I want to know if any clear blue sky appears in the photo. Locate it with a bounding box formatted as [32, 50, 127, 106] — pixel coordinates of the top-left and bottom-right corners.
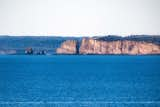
[0, 0, 160, 36]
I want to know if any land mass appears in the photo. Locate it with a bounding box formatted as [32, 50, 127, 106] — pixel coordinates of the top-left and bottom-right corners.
[0, 35, 160, 55]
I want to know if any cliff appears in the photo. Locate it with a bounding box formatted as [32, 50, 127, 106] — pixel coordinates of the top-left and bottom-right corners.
[79, 38, 160, 55]
[0, 36, 160, 55]
[56, 40, 77, 54]
[80, 38, 122, 54]
[56, 38, 160, 55]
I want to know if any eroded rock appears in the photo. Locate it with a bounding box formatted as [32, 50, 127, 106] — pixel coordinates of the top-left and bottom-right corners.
[79, 38, 160, 55]
[56, 40, 77, 54]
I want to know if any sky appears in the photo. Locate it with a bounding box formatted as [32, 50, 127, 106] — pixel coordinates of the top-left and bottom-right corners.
[0, 0, 160, 36]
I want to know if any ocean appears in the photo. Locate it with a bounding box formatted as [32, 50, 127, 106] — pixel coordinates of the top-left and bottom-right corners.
[0, 55, 160, 107]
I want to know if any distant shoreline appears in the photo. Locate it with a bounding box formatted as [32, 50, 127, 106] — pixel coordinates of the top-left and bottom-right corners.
[1, 54, 160, 56]
[0, 35, 160, 55]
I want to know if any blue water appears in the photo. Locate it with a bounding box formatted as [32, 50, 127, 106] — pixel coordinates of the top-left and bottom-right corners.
[0, 55, 160, 107]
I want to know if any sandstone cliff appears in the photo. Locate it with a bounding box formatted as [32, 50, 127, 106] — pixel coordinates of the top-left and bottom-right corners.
[79, 38, 160, 55]
[56, 38, 160, 55]
[56, 40, 77, 54]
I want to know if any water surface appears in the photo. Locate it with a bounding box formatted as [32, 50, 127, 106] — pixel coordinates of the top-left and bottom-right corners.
[0, 55, 160, 106]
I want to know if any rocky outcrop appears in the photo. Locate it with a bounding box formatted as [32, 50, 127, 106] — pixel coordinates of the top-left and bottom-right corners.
[56, 40, 77, 54]
[79, 38, 160, 55]
[121, 40, 160, 54]
[56, 38, 160, 55]
[25, 48, 33, 55]
[80, 38, 122, 54]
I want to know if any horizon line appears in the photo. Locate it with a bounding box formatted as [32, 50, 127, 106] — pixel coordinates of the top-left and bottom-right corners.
[0, 34, 160, 37]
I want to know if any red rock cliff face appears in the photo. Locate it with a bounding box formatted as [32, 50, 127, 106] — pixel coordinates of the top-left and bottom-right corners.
[56, 40, 77, 54]
[79, 38, 160, 55]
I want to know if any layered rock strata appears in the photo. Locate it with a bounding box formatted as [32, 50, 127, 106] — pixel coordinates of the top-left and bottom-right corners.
[56, 40, 77, 54]
[56, 38, 160, 55]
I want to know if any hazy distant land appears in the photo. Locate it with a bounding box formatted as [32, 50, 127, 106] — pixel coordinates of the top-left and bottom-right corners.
[0, 35, 160, 55]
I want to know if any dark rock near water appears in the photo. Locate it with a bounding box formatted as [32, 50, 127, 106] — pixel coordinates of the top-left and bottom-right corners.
[25, 48, 33, 55]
